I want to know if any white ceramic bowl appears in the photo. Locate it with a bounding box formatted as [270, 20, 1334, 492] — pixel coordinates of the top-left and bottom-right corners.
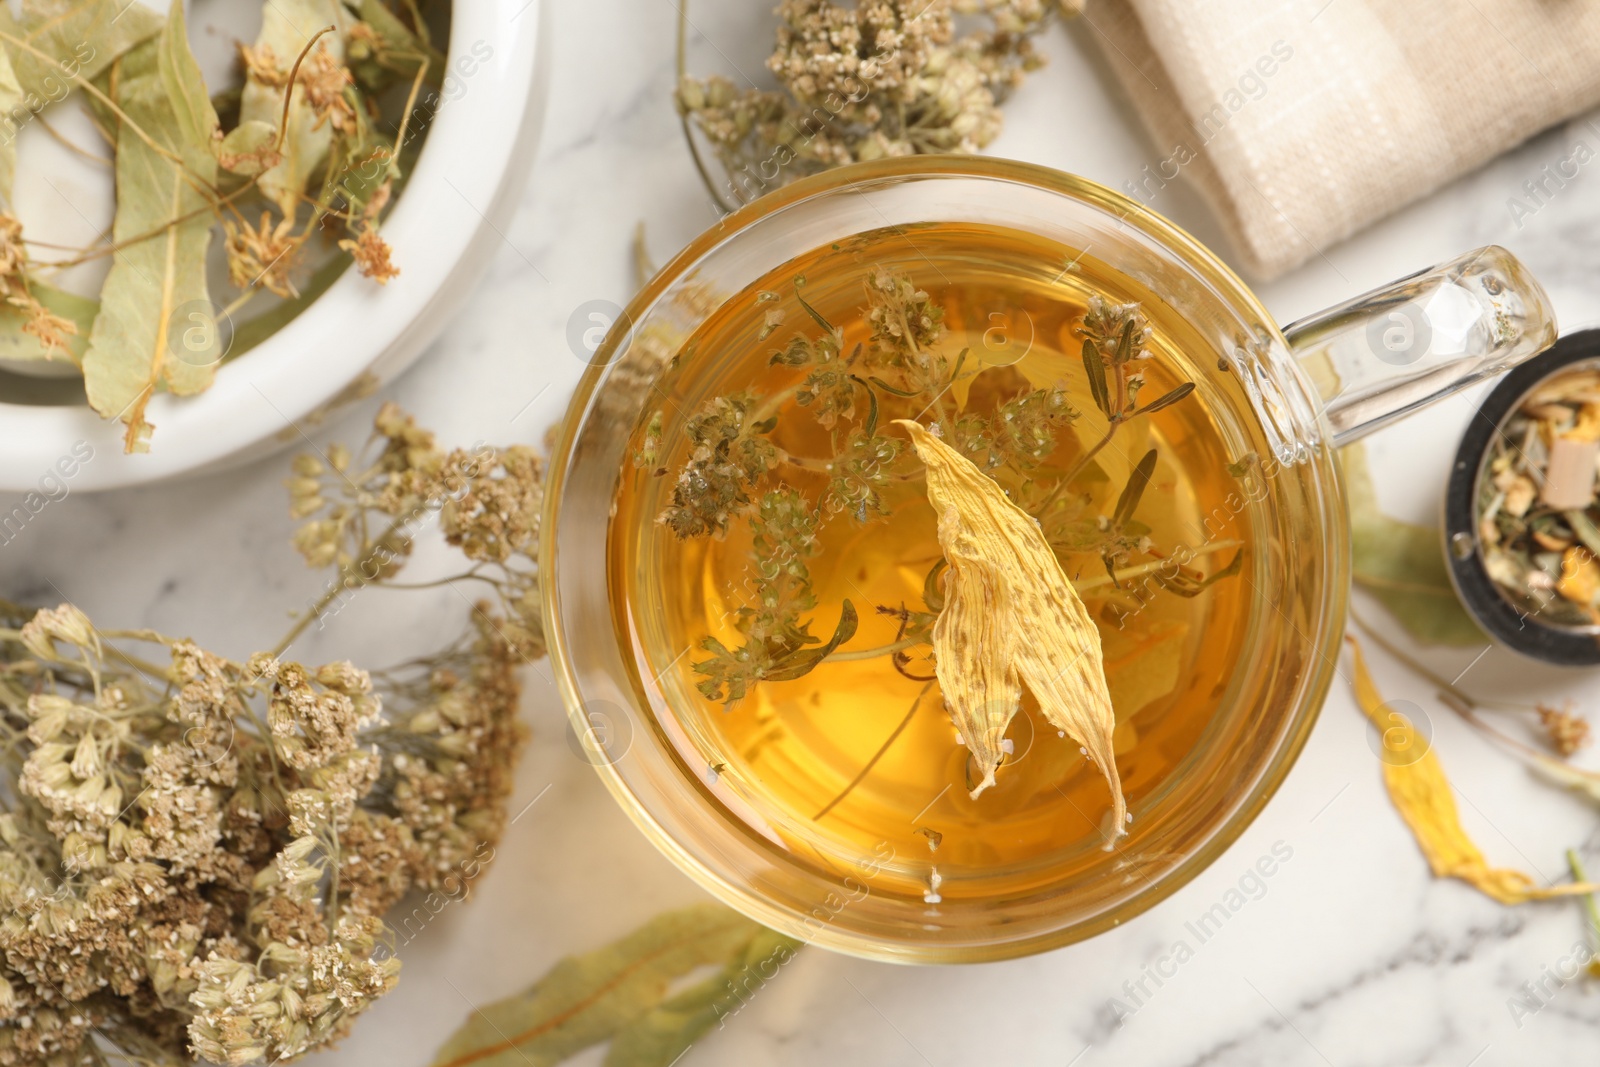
[0, 0, 548, 493]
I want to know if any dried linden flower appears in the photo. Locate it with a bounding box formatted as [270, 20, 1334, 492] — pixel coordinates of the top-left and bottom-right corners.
[300, 47, 358, 133]
[224, 212, 299, 299]
[340, 224, 401, 285]
[1538, 703, 1591, 757]
[0, 213, 78, 360]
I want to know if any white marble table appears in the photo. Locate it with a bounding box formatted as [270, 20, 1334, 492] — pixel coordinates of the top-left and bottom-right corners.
[9, 2, 1600, 1064]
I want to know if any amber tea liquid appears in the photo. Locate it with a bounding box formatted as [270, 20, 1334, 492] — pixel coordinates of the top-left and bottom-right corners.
[608, 223, 1272, 903]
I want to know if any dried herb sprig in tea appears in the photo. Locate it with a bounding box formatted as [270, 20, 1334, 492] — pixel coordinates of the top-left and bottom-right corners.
[675, 0, 1081, 212]
[0, 403, 543, 1067]
[650, 266, 1215, 806]
[1476, 367, 1600, 627]
[1034, 296, 1194, 525]
[0, 0, 447, 451]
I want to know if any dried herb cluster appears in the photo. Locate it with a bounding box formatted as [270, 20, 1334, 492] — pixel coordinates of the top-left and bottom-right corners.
[646, 267, 1214, 816]
[0, 0, 446, 451]
[1476, 367, 1600, 627]
[675, 0, 1079, 211]
[0, 404, 543, 1066]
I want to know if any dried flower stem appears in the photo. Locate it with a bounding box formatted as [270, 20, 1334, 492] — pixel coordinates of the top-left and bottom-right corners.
[377, 57, 432, 192]
[1568, 850, 1600, 977]
[270, 512, 414, 657]
[0, 28, 214, 191]
[277, 26, 338, 151]
[1348, 608, 1544, 716]
[1352, 610, 1599, 800]
[675, 0, 738, 215]
[814, 682, 933, 821]
[38, 112, 112, 166]
[1074, 540, 1243, 592]
[826, 634, 927, 663]
[1051, 423, 1117, 496]
[811, 543, 1245, 672]
[632, 221, 657, 290]
[33, 179, 267, 271]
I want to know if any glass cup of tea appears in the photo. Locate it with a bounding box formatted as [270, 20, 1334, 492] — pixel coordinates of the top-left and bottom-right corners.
[542, 157, 1557, 962]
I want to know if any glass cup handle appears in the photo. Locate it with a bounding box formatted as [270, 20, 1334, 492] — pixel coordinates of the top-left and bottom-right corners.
[1282, 246, 1559, 446]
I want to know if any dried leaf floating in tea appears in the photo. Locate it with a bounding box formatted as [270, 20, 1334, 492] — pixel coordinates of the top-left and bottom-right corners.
[1102, 621, 1188, 721]
[1348, 636, 1600, 904]
[896, 419, 1125, 834]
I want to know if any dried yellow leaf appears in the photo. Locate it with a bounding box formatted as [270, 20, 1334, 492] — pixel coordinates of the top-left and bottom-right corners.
[1348, 636, 1600, 904]
[896, 419, 1124, 836]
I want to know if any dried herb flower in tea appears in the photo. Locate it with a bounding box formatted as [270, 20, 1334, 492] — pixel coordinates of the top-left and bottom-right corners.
[608, 223, 1262, 899]
[1475, 365, 1600, 627]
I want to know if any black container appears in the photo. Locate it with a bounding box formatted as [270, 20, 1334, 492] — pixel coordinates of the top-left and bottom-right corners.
[1444, 329, 1600, 666]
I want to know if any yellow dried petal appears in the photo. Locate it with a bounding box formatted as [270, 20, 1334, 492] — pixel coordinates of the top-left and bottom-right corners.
[1556, 547, 1600, 607]
[1348, 636, 1600, 904]
[1570, 402, 1600, 441]
[896, 420, 1124, 835]
[930, 520, 1022, 790]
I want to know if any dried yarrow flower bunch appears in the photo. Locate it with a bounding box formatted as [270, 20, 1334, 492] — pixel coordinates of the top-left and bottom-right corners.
[0, 403, 543, 1066]
[674, 0, 1081, 210]
[0, 0, 446, 451]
